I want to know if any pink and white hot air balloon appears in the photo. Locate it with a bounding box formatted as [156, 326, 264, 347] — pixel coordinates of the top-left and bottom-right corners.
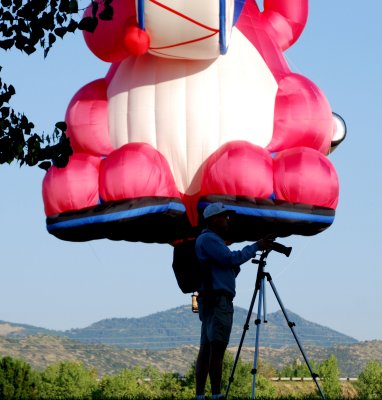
[42, 0, 346, 243]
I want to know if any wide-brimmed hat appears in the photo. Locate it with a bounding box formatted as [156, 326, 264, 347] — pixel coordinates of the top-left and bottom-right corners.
[203, 202, 235, 219]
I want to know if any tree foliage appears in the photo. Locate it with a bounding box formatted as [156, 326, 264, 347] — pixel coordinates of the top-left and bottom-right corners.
[0, 356, 40, 399]
[94, 366, 194, 400]
[39, 360, 98, 399]
[278, 357, 319, 379]
[356, 360, 382, 399]
[7, 353, 382, 399]
[0, 75, 72, 169]
[0, 0, 113, 170]
[222, 352, 276, 398]
[185, 352, 276, 399]
[318, 354, 341, 400]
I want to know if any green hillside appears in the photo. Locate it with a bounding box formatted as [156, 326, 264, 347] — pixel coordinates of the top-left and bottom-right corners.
[0, 305, 366, 377]
[63, 305, 357, 349]
[0, 334, 380, 377]
[1, 305, 357, 350]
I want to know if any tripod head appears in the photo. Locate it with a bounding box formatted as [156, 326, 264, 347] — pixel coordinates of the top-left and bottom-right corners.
[252, 241, 292, 265]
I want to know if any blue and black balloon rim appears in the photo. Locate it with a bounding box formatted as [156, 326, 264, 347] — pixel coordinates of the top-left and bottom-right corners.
[46, 196, 335, 243]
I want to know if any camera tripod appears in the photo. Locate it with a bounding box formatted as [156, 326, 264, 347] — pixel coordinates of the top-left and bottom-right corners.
[225, 246, 326, 400]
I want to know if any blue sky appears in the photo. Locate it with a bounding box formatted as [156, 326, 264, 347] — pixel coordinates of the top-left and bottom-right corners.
[1, 0, 381, 343]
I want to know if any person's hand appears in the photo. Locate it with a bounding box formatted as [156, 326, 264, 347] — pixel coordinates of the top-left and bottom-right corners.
[256, 238, 275, 250]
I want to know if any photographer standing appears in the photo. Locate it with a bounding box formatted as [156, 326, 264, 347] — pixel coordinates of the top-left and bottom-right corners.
[194, 202, 273, 400]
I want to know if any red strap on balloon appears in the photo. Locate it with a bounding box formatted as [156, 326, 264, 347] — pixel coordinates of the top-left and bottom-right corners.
[136, 0, 228, 55]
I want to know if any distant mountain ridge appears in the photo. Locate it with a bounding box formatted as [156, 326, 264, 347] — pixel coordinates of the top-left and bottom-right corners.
[1, 306, 379, 377]
[0, 305, 357, 350]
[0, 335, 380, 377]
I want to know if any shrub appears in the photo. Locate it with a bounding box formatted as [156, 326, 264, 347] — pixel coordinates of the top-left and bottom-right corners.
[356, 360, 382, 399]
[0, 356, 40, 399]
[39, 361, 97, 399]
[318, 355, 341, 399]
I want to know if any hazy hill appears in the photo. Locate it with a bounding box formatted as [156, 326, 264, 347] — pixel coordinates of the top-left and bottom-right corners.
[0, 334, 381, 377]
[63, 305, 357, 349]
[1, 305, 357, 350]
[0, 306, 380, 377]
[234, 340, 382, 377]
[0, 335, 198, 376]
[0, 320, 59, 337]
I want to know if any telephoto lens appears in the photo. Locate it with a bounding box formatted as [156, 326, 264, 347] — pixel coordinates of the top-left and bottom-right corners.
[270, 242, 292, 257]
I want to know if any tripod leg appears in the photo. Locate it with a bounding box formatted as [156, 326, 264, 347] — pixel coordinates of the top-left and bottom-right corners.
[265, 272, 327, 400]
[263, 277, 268, 323]
[251, 277, 264, 400]
[225, 264, 263, 400]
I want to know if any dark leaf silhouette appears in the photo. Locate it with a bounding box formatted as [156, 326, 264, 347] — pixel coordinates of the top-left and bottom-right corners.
[69, 0, 78, 14]
[55, 121, 67, 131]
[99, 4, 113, 21]
[0, 0, 114, 168]
[38, 160, 52, 170]
[54, 26, 67, 38]
[0, 38, 14, 50]
[78, 16, 98, 33]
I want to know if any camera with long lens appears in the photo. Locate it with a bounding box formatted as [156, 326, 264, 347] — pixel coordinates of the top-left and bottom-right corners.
[269, 241, 292, 257]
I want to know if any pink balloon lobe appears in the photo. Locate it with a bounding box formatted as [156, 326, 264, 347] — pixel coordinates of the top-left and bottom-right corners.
[43, 154, 101, 216]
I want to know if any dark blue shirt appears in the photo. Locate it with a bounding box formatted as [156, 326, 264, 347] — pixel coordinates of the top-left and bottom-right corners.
[195, 229, 260, 298]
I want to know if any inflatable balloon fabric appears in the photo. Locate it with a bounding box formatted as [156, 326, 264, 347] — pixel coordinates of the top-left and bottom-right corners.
[42, 0, 345, 244]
